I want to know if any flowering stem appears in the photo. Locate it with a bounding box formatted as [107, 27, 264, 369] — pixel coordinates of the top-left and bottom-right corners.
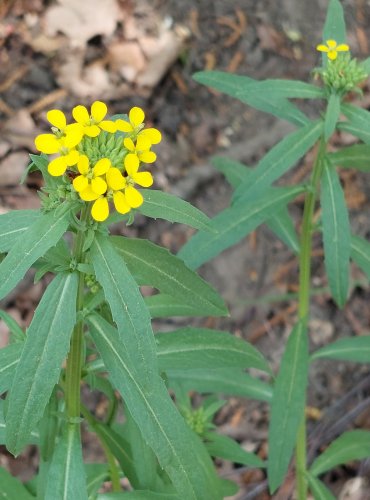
[65, 205, 90, 420]
[296, 136, 327, 499]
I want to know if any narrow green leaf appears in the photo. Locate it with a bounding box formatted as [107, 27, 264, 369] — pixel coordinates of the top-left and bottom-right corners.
[111, 237, 227, 317]
[88, 313, 223, 500]
[310, 430, 370, 476]
[328, 144, 370, 171]
[6, 272, 78, 455]
[311, 335, 370, 363]
[0, 207, 71, 301]
[98, 492, 178, 500]
[350, 234, 370, 280]
[340, 104, 370, 144]
[156, 327, 271, 373]
[44, 424, 87, 500]
[0, 401, 38, 446]
[145, 294, 219, 318]
[232, 120, 323, 205]
[0, 209, 40, 252]
[238, 80, 324, 100]
[205, 432, 265, 468]
[268, 321, 309, 493]
[323, 0, 346, 44]
[90, 234, 157, 381]
[193, 71, 309, 126]
[178, 185, 304, 270]
[362, 56, 370, 75]
[166, 368, 272, 402]
[85, 463, 109, 499]
[138, 190, 212, 231]
[0, 310, 24, 342]
[307, 473, 336, 500]
[0, 342, 23, 394]
[0, 466, 35, 500]
[324, 94, 340, 140]
[321, 162, 350, 307]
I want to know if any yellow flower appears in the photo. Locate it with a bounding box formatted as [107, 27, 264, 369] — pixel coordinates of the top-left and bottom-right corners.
[316, 39, 349, 60]
[124, 135, 157, 164]
[124, 154, 153, 208]
[116, 106, 162, 144]
[72, 101, 117, 137]
[73, 156, 110, 196]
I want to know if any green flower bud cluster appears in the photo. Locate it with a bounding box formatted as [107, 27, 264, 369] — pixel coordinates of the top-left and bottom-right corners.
[315, 53, 368, 95]
[183, 407, 207, 436]
[85, 274, 100, 294]
[78, 133, 127, 169]
[39, 177, 78, 211]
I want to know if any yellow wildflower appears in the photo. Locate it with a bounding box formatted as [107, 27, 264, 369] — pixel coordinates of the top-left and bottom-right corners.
[316, 39, 349, 60]
[124, 154, 153, 208]
[124, 135, 157, 164]
[72, 101, 117, 137]
[72, 156, 110, 196]
[116, 106, 162, 144]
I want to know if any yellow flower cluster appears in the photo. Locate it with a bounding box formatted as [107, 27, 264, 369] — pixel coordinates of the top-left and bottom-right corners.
[316, 39, 349, 61]
[34, 102, 161, 222]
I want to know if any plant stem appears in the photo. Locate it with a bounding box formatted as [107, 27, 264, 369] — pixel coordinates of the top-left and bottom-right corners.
[65, 206, 90, 420]
[295, 137, 326, 499]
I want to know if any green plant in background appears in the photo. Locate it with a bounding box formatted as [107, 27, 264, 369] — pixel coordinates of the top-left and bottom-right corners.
[178, 0, 370, 497]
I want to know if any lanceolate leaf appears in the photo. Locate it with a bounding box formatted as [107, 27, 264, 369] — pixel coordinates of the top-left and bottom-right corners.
[138, 190, 212, 231]
[268, 321, 309, 493]
[205, 432, 265, 468]
[306, 473, 336, 500]
[311, 336, 370, 363]
[85, 464, 109, 499]
[350, 235, 370, 280]
[178, 185, 304, 270]
[44, 424, 87, 500]
[237, 80, 324, 100]
[339, 104, 370, 144]
[232, 120, 323, 205]
[156, 327, 270, 373]
[145, 294, 221, 318]
[0, 342, 23, 394]
[0, 466, 34, 500]
[323, 0, 346, 44]
[111, 237, 227, 317]
[0, 207, 71, 301]
[88, 313, 222, 500]
[0, 209, 40, 252]
[324, 93, 340, 140]
[6, 272, 78, 455]
[320, 162, 350, 307]
[310, 430, 370, 477]
[328, 144, 370, 171]
[98, 492, 178, 500]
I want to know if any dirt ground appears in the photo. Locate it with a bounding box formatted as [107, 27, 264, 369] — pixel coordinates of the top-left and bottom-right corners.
[1, 0, 370, 498]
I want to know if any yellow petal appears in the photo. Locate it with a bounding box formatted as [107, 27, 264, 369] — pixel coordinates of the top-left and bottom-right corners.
[136, 135, 151, 152]
[328, 50, 337, 60]
[35, 134, 60, 154]
[91, 197, 109, 222]
[64, 150, 80, 166]
[93, 158, 111, 176]
[72, 105, 89, 124]
[337, 43, 349, 52]
[326, 39, 337, 49]
[77, 155, 90, 175]
[125, 185, 143, 208]
[106, 167, 126, 190]
[123, 137, 135, 152]
[99, 120, 117, 133]
[91, 176, 107, 195]
[139, 151, 156, 163]
[79, 186, 100, 201]
[91, 101, 107, 122]
[316, 44, 329, 53]
[115, 119, 133, 133]
[73, 175, 88, 192]
[47, 109, 66, 130]
[129, 106, 145, 127]
[48, 156, 67, 176]
[64, 123, 83, 148]
[141, 128, 162, 144]
[113, 191, 131, 214]
[132, 171, 153, 187]
[124, 154, 140, 176]
[84, 125, 100, 137]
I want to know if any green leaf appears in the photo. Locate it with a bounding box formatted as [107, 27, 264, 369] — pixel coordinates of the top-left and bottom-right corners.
[178, 185, 304, 270]
[339, 104, 370, 144]
[0, 209, 40, 253]
[138, 190, 212, 231]
[111, 237, 227, 317]
[44, 424, 87, 500]
[237, 79, 325, 100]
[0, 401, 38, 446]
[328, 144, 370, 171]
[232, 119, 323, 205]
[361, 56, 370, 75]
[193, 72, 309, 126]
[324, 94, 341, 140]
[0, 343, 23, 394]
[6, 272, 78, 455]
[205, 432, 265, 468]
[0, 310, 25, 342]
[90, 234, 158, 380]
[311, 335, 370, 363]
[321, 162, 350, 307]
[166, 368, 272, 402]
[268, 321, 309, 493]
[350, 235, 370, 280]
[27, 154, 60, 188]
[156, 327, 271, 373]
[307, 473, 336, 500]
[0, 466, 35, 500]
[0, 207, 71, 301]
[145, 294, 218, 318]
[85, 463, 109, 499]
[88, 313, 223, 500]
[323, 0, 346, 44]
[310, 430, 370, 476]
[98, 492, 178, 500]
